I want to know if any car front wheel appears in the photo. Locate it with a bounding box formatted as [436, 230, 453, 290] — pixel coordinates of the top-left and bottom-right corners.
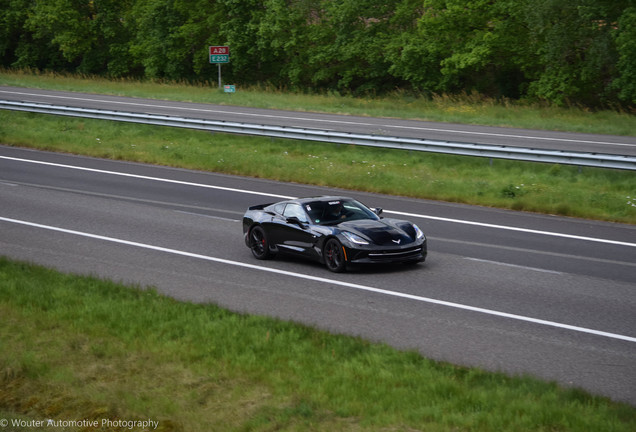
[324, 238, 346, 272]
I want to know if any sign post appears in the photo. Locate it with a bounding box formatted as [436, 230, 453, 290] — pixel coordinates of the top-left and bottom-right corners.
[209, 46, 230, 89]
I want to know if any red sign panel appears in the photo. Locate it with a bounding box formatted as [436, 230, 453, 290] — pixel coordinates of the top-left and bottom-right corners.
[209, 46, 229, 55]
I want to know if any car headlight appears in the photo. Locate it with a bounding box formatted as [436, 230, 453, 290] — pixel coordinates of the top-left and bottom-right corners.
[342, 231, 370, 245]
[413, 224, 425, 240]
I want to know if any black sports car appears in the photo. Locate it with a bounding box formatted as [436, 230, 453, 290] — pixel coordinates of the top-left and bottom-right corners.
[242, 196, 427, 272]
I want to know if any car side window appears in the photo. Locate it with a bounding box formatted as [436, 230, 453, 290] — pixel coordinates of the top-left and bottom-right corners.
[273, 203, 285, 215]
[283, 203, 309, 223]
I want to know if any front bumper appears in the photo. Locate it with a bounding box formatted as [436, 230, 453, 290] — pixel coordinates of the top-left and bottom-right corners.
[345, 241, 427, 265]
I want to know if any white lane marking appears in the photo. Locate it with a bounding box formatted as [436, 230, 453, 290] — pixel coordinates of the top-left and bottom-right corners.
[2, 155, 634, 248]
[385, 209, 636, 248]
[2, 89, 634, 147]
[1, 215, 634, 343]
[0, 155, 292, 200]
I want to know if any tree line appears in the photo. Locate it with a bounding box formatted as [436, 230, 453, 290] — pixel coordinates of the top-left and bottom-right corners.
[1, 0, 634, 107]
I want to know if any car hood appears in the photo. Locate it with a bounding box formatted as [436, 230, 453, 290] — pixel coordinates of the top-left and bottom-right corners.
[338, 219, 417, 246]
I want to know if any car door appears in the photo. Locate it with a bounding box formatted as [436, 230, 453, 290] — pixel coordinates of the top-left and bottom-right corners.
[275, 203, 318, 258]
[264, 203, 288, 246]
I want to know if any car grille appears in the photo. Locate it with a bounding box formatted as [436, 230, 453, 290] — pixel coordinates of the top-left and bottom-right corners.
[367, 246, 424, 261]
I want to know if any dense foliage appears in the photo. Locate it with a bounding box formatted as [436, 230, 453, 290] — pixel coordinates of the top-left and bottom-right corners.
[1, 0, 634, 107]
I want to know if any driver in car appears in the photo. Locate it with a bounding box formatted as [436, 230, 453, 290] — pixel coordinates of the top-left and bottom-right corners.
[325, 202, 347, 221]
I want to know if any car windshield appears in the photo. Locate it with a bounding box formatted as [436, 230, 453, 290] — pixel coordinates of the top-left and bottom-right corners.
[304, 199, 379, 225]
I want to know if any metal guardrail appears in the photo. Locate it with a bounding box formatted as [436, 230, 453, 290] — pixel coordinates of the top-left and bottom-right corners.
[2, 99, 635, 170]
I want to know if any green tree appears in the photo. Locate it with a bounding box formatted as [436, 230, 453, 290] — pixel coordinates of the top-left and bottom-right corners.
[22, 0, 135, 76]
[258, 0, 410, 93]
[0, 0, 69, 70]
[0, 0, 632, 107]
[215, 0, 268, 84]
[129, 0, 190, 79]
[0, 0, 29, 66]
[522, 0, 628, 106]
[613, 7, 636, 104]
[256, 0, 322, 88]
[385, 0, 442, 94]
[319, 0, 404, 93]
[130, 0, 228, 82]
[172, 0, 225, 80]
[389, 0, 529, 98]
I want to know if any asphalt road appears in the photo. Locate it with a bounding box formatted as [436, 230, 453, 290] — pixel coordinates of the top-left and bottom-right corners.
[1, 85, 636, 156]
[1, 145, 635, 405]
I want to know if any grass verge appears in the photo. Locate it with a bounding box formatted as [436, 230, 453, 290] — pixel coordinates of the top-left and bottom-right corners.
[2, 69, 636, 136]
[1, 109, 635, 223]
[1, 257, 635, 431]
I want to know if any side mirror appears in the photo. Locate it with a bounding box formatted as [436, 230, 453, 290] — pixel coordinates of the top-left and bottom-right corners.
[372, 207, 383, 216]
[286, 216, 306, 227]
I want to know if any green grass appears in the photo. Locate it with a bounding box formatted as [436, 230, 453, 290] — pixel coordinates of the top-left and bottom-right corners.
[1, 257, 635, 431]
[1, 108, 635, 223]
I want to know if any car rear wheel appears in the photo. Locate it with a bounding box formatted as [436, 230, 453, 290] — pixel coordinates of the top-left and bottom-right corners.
[249, 226, 273, 260]
[324, 238, 346, 272]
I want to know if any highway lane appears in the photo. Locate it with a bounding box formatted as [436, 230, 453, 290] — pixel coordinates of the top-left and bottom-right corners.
[1, 145, 635, 405]
[2, 85, 635, 156]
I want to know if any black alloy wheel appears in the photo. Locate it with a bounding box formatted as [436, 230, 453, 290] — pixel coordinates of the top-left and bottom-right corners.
[324, 238, 346, 272]
[249, 226, 273, 260]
